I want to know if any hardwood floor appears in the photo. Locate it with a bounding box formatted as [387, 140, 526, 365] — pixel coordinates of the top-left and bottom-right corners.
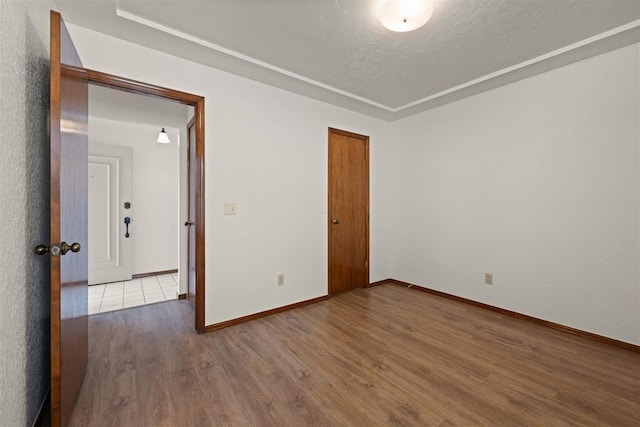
[69, 285, 639, 426]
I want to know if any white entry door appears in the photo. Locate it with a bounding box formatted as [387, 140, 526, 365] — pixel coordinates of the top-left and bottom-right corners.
[88, 143, 133, 285]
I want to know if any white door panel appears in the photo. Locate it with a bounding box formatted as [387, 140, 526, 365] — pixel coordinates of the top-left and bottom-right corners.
[88, 162, 113, 264]
[88, 143, 133, 285]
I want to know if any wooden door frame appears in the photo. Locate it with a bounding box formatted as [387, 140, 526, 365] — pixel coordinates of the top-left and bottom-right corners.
[63, 65, 207, 332]
[327, 127, 370, 295]
[186, 116, 197, 308]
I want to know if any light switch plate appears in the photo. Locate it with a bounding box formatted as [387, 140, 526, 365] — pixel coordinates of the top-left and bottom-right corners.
[224, 203, 237, 215]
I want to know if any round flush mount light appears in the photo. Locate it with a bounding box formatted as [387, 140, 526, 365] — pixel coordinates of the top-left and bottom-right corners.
[378, 0, 434, 32]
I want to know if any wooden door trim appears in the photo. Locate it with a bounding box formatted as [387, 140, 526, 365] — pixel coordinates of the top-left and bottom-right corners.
[69, 66, 207, 332]
[381, 278, 640, 353]
[186, 116, 197, 311]
[49, 12, 63, 426]
[327, 127, 370, 295]
[187, 116, 196, 131]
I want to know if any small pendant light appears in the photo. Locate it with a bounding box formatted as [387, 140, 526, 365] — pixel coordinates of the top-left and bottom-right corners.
[157, 127, 170, 144]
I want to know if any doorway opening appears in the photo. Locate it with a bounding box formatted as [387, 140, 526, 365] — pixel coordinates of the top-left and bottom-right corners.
[87, 85, 189, 314]
[79, 67, 206, 332]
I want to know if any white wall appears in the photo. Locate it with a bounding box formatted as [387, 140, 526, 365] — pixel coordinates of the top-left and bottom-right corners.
[389, 44, 639, 345]
[89, 118, 181, 276]
[69, 24, 393, 325]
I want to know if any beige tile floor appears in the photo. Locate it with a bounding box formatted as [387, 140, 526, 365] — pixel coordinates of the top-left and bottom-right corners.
[88, 273, 179, 315]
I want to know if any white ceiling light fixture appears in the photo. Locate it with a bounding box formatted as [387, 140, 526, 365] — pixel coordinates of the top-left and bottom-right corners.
[157, 127, 170, 144]
[378, 0, 434, 33]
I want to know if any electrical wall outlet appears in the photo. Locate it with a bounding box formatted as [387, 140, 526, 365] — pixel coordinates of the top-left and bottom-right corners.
[277, 274, 285, 287]
[485, 273, 493, 285]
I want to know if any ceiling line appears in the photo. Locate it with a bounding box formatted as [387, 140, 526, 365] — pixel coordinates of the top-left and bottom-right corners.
[115, 6, 393, 111]
[394, 20, 640, 112]
[115, 4, 639, 115]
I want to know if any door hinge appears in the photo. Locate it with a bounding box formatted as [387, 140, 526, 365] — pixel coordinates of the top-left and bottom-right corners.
[365, 260, 368, 268]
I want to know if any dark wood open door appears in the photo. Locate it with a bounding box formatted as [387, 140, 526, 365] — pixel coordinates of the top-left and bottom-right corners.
[186, 117, 197, 309]
[50, 11, 89, 427]
[328, 128, 369, 294]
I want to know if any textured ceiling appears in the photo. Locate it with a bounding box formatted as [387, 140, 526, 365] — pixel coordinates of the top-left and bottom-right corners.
[58, 0, 640, 120]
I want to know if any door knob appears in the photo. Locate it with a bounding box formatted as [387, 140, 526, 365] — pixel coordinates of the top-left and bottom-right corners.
[184, 221, 194, 227]
[35, 244, 56, 256]
[35, 242, 80, 256]
[332, 218, 340, 225]
[60, 242, 81, 255]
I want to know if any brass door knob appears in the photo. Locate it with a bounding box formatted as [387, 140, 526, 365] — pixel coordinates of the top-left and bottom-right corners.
[35, 244, 52, 256]
[35, 242, 80, 256]
[332, 218, 340, 225]
[60, 242, 81, 255]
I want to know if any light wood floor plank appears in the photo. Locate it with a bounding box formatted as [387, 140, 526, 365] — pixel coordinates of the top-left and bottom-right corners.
[69, 285, 639, 426]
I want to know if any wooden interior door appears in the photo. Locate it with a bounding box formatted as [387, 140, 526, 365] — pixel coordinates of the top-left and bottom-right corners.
[50, 11, 89, 427]
[186, 117, 197, 308]
[328, 128, 369, 294]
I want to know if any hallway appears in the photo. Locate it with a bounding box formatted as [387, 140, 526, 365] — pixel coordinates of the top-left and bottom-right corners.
[88, 273, 179, 315]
